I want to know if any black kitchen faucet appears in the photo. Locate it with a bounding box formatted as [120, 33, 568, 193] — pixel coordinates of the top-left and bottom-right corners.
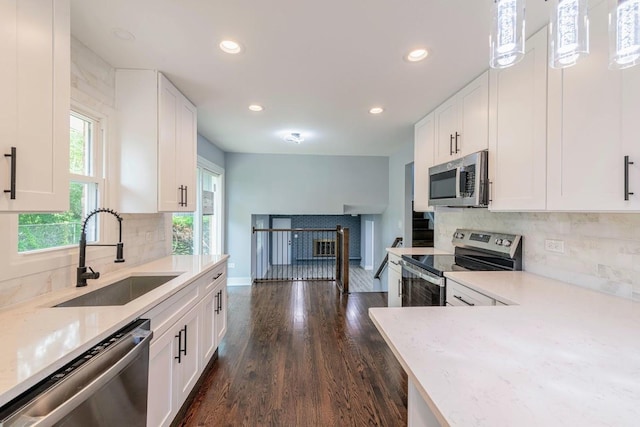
[77, 208, 125, 287]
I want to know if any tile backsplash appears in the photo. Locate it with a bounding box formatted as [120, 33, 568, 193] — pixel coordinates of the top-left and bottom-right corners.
[435, 208, 640, 301]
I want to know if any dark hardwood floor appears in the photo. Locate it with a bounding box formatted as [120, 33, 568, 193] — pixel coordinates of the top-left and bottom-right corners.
[178, 282, 407, 427]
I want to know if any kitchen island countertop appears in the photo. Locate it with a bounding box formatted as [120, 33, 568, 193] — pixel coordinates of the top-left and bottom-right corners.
[370, 271, 640, 426]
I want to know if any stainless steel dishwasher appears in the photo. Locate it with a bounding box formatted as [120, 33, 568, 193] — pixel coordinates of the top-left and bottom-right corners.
[0, 319, 152, 427]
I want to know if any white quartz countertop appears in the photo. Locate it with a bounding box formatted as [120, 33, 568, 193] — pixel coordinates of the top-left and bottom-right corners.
[0, 254, 228, 406]
[370, 271, 640, 426]
[386, 247, 449, 256]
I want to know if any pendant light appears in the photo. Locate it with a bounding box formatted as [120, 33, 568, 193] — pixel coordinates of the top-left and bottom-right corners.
[609, 0, 640, 69]
[490, 0, 526, 68]
[549, 0, 590, 68]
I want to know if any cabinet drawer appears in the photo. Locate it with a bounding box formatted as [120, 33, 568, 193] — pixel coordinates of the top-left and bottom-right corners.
[446, 280, 494, 306]
[388, 253, 402, 273]
[204, 264, 226, 293]
[145, 280, 201, 340]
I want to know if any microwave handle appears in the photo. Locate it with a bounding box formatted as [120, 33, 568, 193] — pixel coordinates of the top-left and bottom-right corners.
[455, 167, 461, 198]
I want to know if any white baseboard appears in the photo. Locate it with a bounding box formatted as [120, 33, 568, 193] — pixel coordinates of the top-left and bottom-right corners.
[227, 276, 252, 286]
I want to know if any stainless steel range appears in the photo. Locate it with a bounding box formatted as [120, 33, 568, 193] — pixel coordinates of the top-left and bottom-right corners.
[400, 229, 522, 307]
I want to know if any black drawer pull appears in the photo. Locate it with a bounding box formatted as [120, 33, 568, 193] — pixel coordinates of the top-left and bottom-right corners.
[453, 295, 475, 306]
[174, 330, 183, 363]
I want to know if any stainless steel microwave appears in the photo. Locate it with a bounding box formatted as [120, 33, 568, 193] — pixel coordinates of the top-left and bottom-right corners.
[428, 150, 488, 208]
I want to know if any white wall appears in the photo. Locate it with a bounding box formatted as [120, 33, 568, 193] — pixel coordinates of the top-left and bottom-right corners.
[435, 209, 640, 302]
[225, 153, 389, 281]
[0, 37, 171, 308]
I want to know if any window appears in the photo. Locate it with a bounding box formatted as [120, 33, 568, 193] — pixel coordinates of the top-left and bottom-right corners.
[18, 111, 104, 252]
[172, 160, 223, 255]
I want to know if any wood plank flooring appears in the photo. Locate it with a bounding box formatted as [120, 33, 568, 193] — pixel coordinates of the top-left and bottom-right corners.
[178, 282, 407, 426]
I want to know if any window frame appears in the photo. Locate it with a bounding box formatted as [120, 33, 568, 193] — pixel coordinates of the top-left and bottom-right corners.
[0, 102, 113, 282]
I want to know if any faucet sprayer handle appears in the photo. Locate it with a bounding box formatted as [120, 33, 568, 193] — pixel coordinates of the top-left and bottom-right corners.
[115, 242, 125, 263]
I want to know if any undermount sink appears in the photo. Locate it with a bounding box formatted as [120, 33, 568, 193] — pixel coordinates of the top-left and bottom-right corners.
[54, 275, 178, 307]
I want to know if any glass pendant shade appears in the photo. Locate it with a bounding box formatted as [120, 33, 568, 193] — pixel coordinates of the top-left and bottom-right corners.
[490, 0, 526, 68]
[609, 0, 640, 69]
[549, 0, 590, 68]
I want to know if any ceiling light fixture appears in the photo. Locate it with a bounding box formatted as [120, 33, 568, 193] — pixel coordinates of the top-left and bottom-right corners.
[248, 104, 264, 112]
[219, 40, 242, 54]
[609, 0, 640, 69]
[283, 132, 304, 144]
[369, 107, 384, 114]
[406, 48, 429, 62]
[489, 0, 526, 69]
[549, 0, 590, 68]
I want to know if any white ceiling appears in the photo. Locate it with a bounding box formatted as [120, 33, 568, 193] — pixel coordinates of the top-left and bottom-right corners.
[70, 0, 551, 157]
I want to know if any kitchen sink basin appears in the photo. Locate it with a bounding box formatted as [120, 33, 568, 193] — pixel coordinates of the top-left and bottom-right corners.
[54, 275, 178, 307]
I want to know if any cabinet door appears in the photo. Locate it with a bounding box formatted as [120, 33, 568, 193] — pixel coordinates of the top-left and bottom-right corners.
[0, 0, 69, 212]
[547, 0, 635, 210]
[215, 283, 228, 343]
[489, 28, 547, 211]
[413, 113, 435, 212]
[158, 74, 181, 212]
[457, 71, 489, 157]
[200, 290, 216, 366]
[622, 58, 640, 202]
[433, 97, 458, 164]
[148, 326, 179, 427]
[177, 97, 197, 211]
[387, 263, 402, 308]
[175, 304, 201, 408]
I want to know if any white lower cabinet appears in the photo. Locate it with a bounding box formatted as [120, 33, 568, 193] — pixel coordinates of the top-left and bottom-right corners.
[387, 253, 402, 307]
[146, 262, 227, 427]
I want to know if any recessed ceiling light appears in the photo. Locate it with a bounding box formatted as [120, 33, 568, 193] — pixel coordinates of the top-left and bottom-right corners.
[111, 28, 136, 42]
[219, 40, 242, 54]
[283, 132, 304, 144]
[369, 107, 384, 114]
[406, 48, 429, 62]
[248, 104, 264, 112]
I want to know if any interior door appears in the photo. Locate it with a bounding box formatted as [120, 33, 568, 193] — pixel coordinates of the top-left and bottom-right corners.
[271, 218, 291, 265]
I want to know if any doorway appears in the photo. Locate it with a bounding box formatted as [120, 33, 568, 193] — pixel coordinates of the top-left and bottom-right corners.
[364, 220, 375, 270]
[271, 218, 292, 265]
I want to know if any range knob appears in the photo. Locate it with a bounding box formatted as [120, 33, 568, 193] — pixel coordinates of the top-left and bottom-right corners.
[494, 238, 503, 245]
[502, 239, 512, 247]
[454, 232, 465, 239]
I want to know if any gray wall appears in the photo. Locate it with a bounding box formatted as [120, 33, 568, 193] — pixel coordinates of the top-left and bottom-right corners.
[379, 141, 414, 287]
[226, 153, 389, 281]
[197, 134, 225, 168]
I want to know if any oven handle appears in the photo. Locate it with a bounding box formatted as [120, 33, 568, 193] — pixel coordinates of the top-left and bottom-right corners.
[24, 326, 153, 426]
[400, 261, 444, 287]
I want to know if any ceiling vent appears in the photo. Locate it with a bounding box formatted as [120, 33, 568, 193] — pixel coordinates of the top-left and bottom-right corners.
[283, 132, 304, 144]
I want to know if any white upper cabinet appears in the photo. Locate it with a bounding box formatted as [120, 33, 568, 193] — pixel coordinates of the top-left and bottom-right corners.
[413, 113, 435, 212]
[434, 71, 489, 165]
[116, 70, 197, 213]
[547, 0, 640, 211]
[489, 27, 548, 211]
[0, 0, 70, 212]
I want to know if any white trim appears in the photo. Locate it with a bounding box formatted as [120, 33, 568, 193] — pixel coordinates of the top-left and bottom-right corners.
[227, 277, 252, 286]
[197, 156, 225, 255]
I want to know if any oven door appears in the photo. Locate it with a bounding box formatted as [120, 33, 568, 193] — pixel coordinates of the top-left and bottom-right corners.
[401, 262, 445, 307]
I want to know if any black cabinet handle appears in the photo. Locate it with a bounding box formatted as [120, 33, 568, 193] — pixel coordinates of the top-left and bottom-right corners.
[184, 185, 188, 206]
[214, 292, 219, 314]
[178, 185, 185, 206]
[453, 295, 475, 306]
[454, 132, 460, 153]
[625, 156, 634, 201]
[4, 147, 16, 199]
[217, 290, 222, 313]
[183, 325, 187, 356]
[174, 330, 183, 363]
[449, 134, 454, 155]
[213, 272, 222, 281]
